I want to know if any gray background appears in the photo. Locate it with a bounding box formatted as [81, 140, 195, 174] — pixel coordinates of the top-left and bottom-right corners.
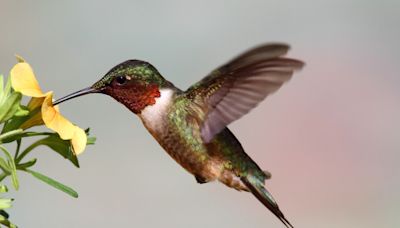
[1, 1, 399, 227]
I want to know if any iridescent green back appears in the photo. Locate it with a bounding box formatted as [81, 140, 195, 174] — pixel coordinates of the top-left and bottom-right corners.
[166, 93, 268, 182]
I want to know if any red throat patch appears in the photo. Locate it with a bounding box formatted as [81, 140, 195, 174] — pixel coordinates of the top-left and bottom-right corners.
[106, 83, 161, 114]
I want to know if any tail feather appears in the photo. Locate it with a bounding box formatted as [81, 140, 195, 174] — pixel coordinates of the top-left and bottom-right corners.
[241, 176, 293, 228]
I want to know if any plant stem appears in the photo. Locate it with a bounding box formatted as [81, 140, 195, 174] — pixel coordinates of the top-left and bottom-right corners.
[14, 139, 21, 160]
[20, 132, 53, 137]
[15, 141, 40, 164]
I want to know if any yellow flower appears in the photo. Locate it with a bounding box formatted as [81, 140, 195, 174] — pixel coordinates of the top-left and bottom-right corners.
[10, 61, 87, 155]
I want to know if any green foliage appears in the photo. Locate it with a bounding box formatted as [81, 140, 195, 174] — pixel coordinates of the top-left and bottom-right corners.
[15, 133, 81, 168]
[0, 74, 96, 227]
[24, 169, 78, 198]
[0, 76, 24, 124]
[0, 186, 15, 228]
[0, 146, 18, 190]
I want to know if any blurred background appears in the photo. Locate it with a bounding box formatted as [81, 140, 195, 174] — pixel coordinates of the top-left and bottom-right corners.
[0, 1, 399, 227]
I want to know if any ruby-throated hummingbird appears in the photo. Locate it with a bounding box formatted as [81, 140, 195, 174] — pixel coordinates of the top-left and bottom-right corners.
[54, 43, 304, 227]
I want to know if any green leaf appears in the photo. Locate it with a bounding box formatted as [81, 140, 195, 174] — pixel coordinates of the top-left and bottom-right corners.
[1, 110, 34, 134]
[0, 92, 22, 124]
[0, 146, 18, 190]
[8, 161, 18, 191]
[0, 158, 10, 174]
[0, 75, 4, 97]
[15, 133, 79, 167]
[0, 173, 7, 182]
[0, 129, 24, 144]
[31, 134, 80, 167]
[0, 185, 8, 193]
[3, 75, 11, 97]
[0, 209, 9, 219]
[87, 137, 96, 145]
[13, 105, 29, 117]
[16, 158, 37, 169]
[85, 128, 96, 145]
[24, 169, 78, 198]
[0, 131, 51, 143]
[0, 214, 17, 228]
[0, 75, 12, 99]
[0, 199, 12, 210]
[0, 75, 12, 107]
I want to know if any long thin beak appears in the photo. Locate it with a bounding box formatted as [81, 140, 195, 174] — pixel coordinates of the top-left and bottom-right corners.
[53, 87, 99, 105]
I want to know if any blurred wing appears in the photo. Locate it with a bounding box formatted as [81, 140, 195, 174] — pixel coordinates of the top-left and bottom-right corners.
[185, 43, 304, 143]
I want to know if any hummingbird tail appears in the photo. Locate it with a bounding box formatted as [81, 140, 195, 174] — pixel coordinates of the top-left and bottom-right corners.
[241, 176, 293, 228]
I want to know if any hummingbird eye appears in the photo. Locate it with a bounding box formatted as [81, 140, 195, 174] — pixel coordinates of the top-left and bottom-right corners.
[115, 76, 127, 85]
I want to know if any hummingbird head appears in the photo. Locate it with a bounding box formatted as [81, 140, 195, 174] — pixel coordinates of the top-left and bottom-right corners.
[54, 60, 171, 114]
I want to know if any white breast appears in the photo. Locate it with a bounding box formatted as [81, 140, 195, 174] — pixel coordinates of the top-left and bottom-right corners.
[139, 88, 174, 133]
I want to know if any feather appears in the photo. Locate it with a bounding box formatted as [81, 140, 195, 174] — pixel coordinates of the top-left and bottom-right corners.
[185, 43, 304, 142]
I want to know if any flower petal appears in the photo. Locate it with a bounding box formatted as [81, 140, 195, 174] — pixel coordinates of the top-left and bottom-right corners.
[42, 93, 87, 154]
[10, 62, 45, 97]
[9, 59, 89, 155]
[42, 93, 75, 139]
[71, 128, 87, 155]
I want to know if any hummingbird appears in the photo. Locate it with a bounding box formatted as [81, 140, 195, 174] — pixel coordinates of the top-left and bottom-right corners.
[54, 43, 304, 227]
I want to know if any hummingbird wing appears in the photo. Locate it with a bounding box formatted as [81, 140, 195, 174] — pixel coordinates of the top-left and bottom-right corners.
[185, 43, 304, 143]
